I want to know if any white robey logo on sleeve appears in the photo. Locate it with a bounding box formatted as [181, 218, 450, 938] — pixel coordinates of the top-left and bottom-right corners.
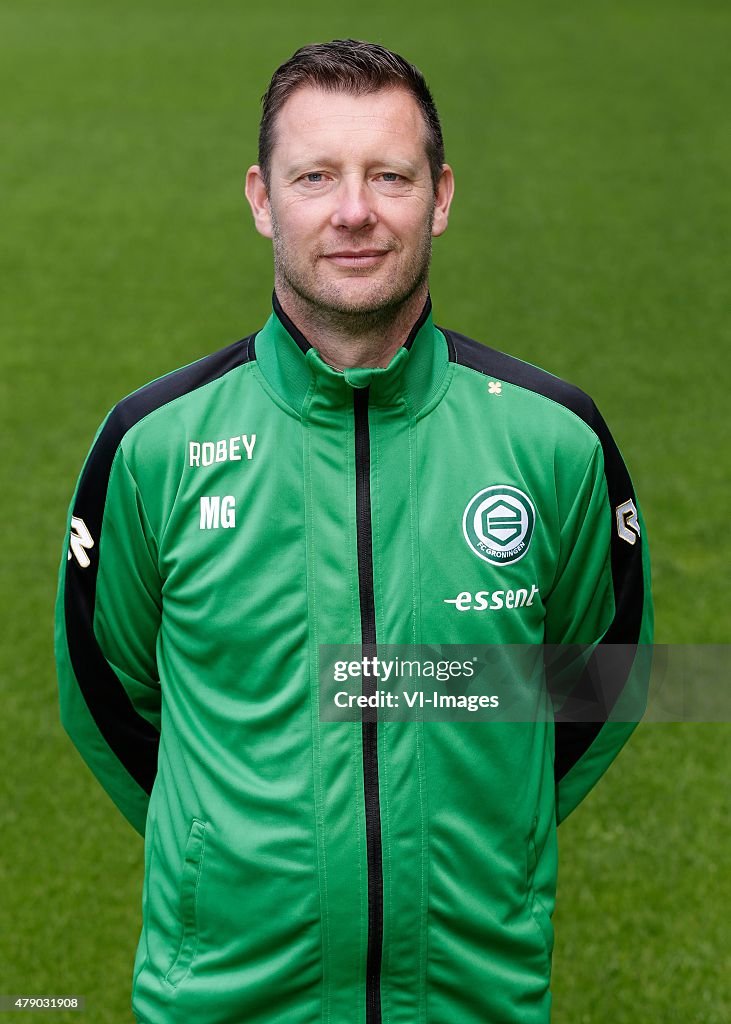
[616, 498, 640, 545]
[463, 485, 536, 565]
[67, 516, 94, 568]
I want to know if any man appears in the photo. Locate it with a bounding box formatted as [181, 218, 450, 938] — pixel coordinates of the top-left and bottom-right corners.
[55, 39, 653, 1024]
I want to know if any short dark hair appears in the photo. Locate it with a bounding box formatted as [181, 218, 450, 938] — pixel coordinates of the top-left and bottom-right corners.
[258, 39, 445, 191]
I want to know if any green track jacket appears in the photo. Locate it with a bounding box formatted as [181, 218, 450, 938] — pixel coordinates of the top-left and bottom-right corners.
[55, 294, 653, 1024]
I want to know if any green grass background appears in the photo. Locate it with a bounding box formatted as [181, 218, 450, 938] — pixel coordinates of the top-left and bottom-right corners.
[1, 0, 729, 1020]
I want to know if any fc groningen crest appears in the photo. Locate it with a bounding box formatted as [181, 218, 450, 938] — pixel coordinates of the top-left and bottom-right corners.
[463, 485, 536, 565]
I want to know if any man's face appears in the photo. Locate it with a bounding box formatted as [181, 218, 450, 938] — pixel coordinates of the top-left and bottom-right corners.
[246, 85, 453, 318]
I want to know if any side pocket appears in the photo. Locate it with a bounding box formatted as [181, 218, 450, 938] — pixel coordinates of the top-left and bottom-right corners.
[530, 889, 554, 966]
[133, 814, 158, 991]
[165, 818, 207, 990]
[527, 815, 554, 968]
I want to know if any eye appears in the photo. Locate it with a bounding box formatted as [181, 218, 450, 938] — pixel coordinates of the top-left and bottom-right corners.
[378, 172, 403, 183]
[298, 171, 328, 186]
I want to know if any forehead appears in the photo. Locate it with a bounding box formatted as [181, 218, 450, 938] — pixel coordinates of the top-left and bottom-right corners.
[271, 85, 428, 167]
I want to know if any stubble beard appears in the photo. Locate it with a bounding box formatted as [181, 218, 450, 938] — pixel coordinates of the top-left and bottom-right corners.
[270, 207, 435, 335]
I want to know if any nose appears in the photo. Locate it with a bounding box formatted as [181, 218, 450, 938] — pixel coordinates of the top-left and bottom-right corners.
[330, 176, 377, 231]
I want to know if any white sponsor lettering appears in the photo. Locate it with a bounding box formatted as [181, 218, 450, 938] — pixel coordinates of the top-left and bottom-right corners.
[199, 495, 236, 529]
[444, 585, 539, 612]
[189, 434, 256, 467]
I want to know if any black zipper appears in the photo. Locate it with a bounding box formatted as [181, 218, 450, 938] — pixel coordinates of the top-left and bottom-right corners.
[353, 385, 383, 1024]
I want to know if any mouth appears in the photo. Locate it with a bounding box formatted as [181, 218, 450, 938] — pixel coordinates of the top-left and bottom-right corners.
[321, 250, 391, 268]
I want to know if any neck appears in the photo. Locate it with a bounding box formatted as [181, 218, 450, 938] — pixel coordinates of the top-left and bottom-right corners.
[273, 280, 431, 370]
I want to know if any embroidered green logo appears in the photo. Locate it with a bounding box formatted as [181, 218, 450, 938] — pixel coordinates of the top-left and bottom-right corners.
[463, 486, 536, 565]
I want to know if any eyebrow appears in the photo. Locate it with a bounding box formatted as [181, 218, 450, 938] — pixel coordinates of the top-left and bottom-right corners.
[283, 156, 421, 178]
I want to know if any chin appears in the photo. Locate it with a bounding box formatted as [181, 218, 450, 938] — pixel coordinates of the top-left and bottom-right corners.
[314, 277, 415, 316]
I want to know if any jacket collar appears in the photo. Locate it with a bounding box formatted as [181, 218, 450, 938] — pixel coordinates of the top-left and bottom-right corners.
[253, 290, 450, 417]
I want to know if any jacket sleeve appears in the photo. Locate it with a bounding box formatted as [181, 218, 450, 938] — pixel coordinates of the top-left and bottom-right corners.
[54, 410, 162, 836]
[544, 403, 653, 825]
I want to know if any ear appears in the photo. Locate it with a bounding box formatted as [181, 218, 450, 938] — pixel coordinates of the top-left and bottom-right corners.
[431, 163, 455, 238]
[245, 165, 273, 239]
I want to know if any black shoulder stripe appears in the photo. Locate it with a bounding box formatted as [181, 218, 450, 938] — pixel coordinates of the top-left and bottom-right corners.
[64, 335, 255, 794]
[444, 328, 645, 782]
[114, 333, 256, 436]
[444, 327, 598, 422]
